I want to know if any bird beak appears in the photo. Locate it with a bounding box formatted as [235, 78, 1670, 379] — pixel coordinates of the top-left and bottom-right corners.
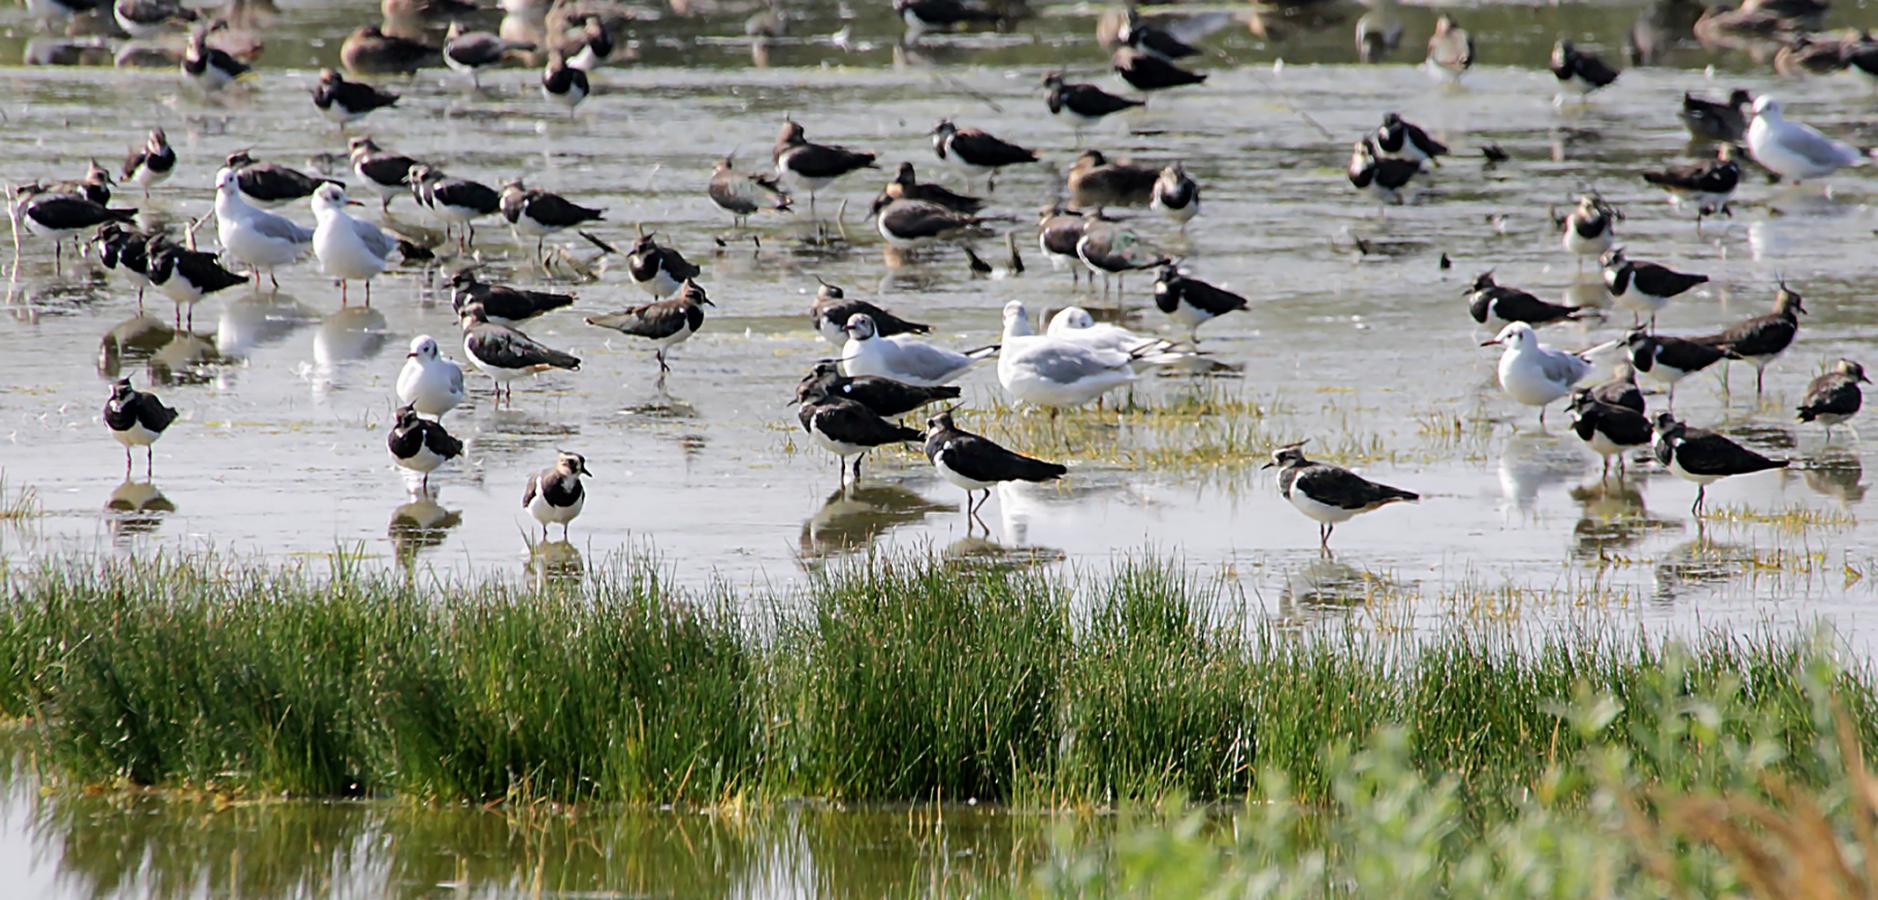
[345, 199, 365, 207]
[1480, 339, 1502, 347]
[1260, 461, 1274, 470]
[579, 464, 594, 476]
[406, 351, 417, 358]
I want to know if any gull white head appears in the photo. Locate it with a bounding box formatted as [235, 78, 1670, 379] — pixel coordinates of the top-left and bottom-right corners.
[311, 182, 350, 216]
[1482, 321, 1536, 351]
[842, 313, 878, 341]
[1049, 306, 1096, 333]
[1001, 300, 1032, 337]
[214, 167, 239, 194]
[407, 335, 440, 360]
[1752, 95, 1781, 120]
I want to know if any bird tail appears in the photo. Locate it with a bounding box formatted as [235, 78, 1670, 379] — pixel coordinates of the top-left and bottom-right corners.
[890, 423, 924, 443]
[1016, 458, 1068, 482]
[579, 230, 618, 254]
[1381, 486, 1420, 504]
[584, 312, 639, 330]
[542, 349, 581, 370]
[960, 344, 1000, 360]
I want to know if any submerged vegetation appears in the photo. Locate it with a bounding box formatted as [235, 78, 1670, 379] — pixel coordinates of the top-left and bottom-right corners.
[1, 552, 1874, 824]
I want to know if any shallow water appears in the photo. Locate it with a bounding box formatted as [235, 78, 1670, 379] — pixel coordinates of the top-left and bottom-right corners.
[4, 0, 1878, 890]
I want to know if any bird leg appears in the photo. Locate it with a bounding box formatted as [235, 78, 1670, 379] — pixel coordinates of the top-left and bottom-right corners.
[851, 453, 864, 482]
[656, 349, 670, 375]
[365, 279, 373, 308]
[269, 270, 281, 290]
[1755, 366, 1765, 398]
[1692, 484, 1706, 517]
[146, 445, 155, 478]
[341, 279, 350, 307]
[124, 446, 132, 477]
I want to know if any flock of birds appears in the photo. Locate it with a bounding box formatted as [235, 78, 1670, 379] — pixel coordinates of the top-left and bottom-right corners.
[14, 0, 1877, 552]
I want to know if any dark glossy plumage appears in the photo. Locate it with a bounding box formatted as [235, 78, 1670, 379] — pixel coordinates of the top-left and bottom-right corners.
[883, 162, 983, 214]
[931, 120, 1039, 170]
[451, 270, 575, 324]
[810, 282, 930, 341]
[1569, 393, 1652, 450]
[1465, 271, 1588, 327]
[225, 153, 338, 206]
[313, 68, 400, 121]
[1797, 361, 1867, 424]
[796, 362, 958, 417]
[1112, 46, 1206, 91]
[103, 377, 178, 437]
[585, 286, 709, 341]
[1067, 150, 1158, 209]
[21, 191, 136, 232]
[387, 406, 464, 465]
[773, 121, 878, 180]
[1679, 89, 1752, 143]
[462, 308, 582, 372]
[1627, 329, 1731, 377]
[800, 397, 924, 449]
[1374, 112, 1447, 162]
[1278, 457, 1418, 511]
[923, 412, 1066, 484]
[1043, 72, 1144, 122]
[1154, 267, 1248, 318]
[1652, 416, 1786, 478]
[1551, 40, 1620, 91]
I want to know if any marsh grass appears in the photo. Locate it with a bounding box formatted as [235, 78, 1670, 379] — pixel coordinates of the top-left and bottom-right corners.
[0, 476, 39, 521]
[2, 552, 1875, 815]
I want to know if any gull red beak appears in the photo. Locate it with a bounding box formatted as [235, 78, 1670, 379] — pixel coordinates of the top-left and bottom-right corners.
[345, 199, 365, 207]
[1480, 338, 1502, 347]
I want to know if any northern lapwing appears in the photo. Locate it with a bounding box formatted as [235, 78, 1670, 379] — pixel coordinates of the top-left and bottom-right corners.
[387, 404, 464, 491]
[181, 25, 249, 92]
[1112, 46, 1206, 91]
[450, 269, 576, 326]
[1550, 40, 1620, 102]
[222, 150, 338, 209]
[1466, 271, 1593, 330]
[1076, 213, 1167, 297]
[708, 155, 792, 226]
[799, 394, 923, 483]
[1561, 195, 1616, 271]
[148, 244, 245, 328]
[95, 223, 160, 310]
[870, 196, 983, 253]
[1568, 389, 1652, 478]
[103, 376, 178, 476]
[398, 335, 467, 419]
[1642, 145, 1739, 224]
[1373, 112, 1447, 165]
[922, 409, 1066, 524]
[772, 118, 878, 216]
[460, 303, 582, 404]
[120, 128, 175, 199]
[541, 50, 589, 117]
[894, 0, 1003, 44]
[1043, 71, 1144, 137]
[1346, 137, 1421, 211]
[310, 183, 395, 306]
[1264, 442, 1418, 551]
[1703, 281, 1804, 396]
[523, 451, 590, 540]
[1037, 204, 1093, 285]
[1150, 162, 1199, 229]
[1651, 413, 1787, 515]
[1117, 9, 1201, 61]
[1796, 359, 1867, 441]
[586, 278, 713, 376]
[499, 179, 605, 262]
[809, 278, 929, 347]
[878, 161, 983, 214]
[1153, 264, 1247, 342]
[930, 119, 1039, 192]
[406, 164, 501, 248]
[1482, 322, 1593, 426]
[626, 232, 703, 298]
[14, 184, 136, 274]
[313, 67, 400, 128]
[1601, 248, 1707, 329]
[347, 137, 422, 211]
[1625, 328, 1731, 410]
[795, 360, 959, 417]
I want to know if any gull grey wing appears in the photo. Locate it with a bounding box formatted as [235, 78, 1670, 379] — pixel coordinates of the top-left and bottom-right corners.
[1774, 123, 1861, 168]
[349, 217, 397, 260]
[253, 211, 314, 243]
[1014, 342, 1129, 384]
[1539, 351, 1591, 386]
[889, 339, 974, 381]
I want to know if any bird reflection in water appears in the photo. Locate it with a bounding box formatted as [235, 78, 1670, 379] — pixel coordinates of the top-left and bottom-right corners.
[388, 488, 463, 566]
[798, 482, 951, 562]
[1569, 476, 1681, 561]
[1651, 535, 1758, 603]
[1799, 449, 1865, 507]
[1278, 556, 1411, 622]
[311, 305, 390, 397]
[529, 540, 585, 587]
[97, 315, 176, 378]
[1498, 431, 1587, 515]
[217, 291, 317, 360]
[105, 478, 174, 543]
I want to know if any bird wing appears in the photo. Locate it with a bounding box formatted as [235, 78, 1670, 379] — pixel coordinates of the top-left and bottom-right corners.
[1540, 349, 1592, 386]
[471, 325, 580, 370]
[349, 216, 396, 260]
[886, 337, 973, 380]
[939, 434, 1065, 483]
[1770, 119, 1863, 169]
[1679, 431, 1784, 476]
[1008, 339, 1131, 384]
[1294, 463, 1416, 510]
[252, 209, 314, 243]
[588, 301, 686, 339]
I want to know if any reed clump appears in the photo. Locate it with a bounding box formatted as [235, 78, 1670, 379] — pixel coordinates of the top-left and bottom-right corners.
[1, 552, 1873, 816]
